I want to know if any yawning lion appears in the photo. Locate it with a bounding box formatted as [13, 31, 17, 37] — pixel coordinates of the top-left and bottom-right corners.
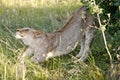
[15, 6, 98, 63]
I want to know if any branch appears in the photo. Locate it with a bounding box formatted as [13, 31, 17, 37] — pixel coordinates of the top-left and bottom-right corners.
[97, 14, 113, 64]
[92, 0, 113, 78]
[97, 13, 113, 79]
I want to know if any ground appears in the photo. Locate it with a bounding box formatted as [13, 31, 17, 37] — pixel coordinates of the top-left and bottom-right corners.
[0, 0, 118, 80]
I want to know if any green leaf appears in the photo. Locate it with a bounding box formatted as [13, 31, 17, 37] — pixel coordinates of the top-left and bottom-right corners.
[107, 13, 111, 18]
[101, 25, 106, 31]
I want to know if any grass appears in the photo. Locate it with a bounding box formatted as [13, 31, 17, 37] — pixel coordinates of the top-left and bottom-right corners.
[0, 0, 118, 80]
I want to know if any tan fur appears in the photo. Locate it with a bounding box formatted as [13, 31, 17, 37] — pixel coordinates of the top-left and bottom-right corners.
[15, 6, 98, 63]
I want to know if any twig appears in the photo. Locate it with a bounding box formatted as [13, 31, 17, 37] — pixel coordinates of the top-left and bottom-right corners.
[97, 13, 113, 79]
[92, 0, 113, 79]
[97, 14, 113, 65]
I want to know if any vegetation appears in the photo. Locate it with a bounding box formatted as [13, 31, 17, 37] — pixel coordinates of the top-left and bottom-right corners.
[0, 0, 119, 80]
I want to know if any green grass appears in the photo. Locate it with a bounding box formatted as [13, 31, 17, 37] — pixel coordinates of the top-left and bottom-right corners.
[0, 0, 117, 80]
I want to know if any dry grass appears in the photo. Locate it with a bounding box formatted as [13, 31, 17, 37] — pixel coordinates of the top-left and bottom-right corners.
[0, 0, 116, 80]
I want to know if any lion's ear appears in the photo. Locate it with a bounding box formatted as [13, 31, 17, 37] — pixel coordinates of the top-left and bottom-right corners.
[34, 30, 45, 38]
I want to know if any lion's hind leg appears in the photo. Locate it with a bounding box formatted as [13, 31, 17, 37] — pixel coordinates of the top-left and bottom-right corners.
[76, 35, 85, 58]
[79, 28, 95, 61]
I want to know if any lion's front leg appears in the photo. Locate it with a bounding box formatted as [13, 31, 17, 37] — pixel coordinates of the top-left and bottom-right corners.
[31, 54, 46, 63]
[30, 49, 48, 63]
[20, 47, 33, 63]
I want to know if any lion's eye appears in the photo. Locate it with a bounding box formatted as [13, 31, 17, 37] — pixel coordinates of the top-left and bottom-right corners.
[16, 29, 20, 32]
[24, 28, 29, 31]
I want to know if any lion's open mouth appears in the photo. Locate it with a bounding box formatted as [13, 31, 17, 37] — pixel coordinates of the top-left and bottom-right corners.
[15, 33, 23, 39]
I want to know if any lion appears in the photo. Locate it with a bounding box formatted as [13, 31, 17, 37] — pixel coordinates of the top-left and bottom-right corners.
[15, 6, 98, 63]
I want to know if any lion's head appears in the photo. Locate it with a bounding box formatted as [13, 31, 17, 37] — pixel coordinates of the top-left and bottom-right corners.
[15, 27, 45, 45]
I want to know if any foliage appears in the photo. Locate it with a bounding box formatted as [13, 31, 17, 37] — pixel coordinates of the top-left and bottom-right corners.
[0, 0, 119, 80]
